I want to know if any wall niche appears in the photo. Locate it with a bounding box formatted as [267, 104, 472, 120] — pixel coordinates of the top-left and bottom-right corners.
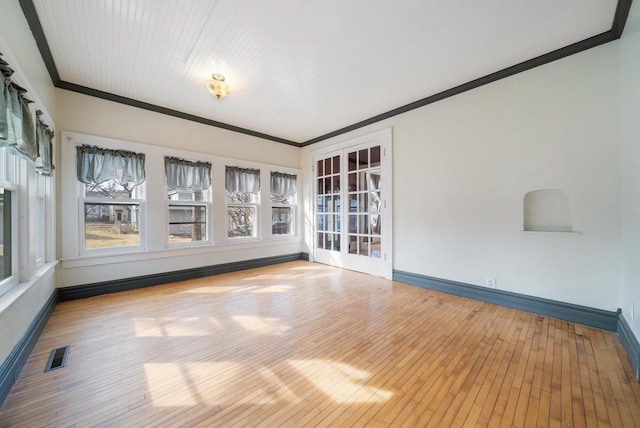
[523, 189, 576, 233]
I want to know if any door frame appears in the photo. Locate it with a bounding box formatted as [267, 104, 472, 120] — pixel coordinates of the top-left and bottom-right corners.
[308, 128, 393, 279]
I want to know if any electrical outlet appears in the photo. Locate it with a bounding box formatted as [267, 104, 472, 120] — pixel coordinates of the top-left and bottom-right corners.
[485, 278, 497, 289]
[631, 303, 635, 323]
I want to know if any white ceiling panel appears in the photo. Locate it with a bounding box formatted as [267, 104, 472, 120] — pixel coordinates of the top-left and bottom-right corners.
[31, 0, 619, 143]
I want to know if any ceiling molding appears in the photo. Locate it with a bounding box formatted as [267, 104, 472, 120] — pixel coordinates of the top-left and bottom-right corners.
[20, 0, 633, 148]
[56, 80, 300, 147]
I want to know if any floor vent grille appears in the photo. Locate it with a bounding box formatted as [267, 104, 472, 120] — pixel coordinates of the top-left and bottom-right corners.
[44, 345, 70, 372]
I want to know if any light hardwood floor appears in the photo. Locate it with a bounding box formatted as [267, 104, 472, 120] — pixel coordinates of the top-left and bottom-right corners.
[1, 261, 639, 427]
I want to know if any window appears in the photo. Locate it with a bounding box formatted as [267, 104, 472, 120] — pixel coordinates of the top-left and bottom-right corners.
[77, 145, 145, 251]
[226, 166, 260, 239]
[0, 148, 18, 293]
[35, 173, 46, 266]
[270, 171, 297, 236]
[0, 187, 12, 281]
[165, 157, 211, 245]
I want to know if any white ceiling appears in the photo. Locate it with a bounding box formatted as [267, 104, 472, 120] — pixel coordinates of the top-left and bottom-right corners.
[32, 0, 618, 144]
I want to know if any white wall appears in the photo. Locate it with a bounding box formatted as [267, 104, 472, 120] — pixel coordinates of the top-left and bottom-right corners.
[303, 41, 622, 311]
[55, 90, 302, 287]
[0, 0, 57, 364]
[0, 1, 55, 118]
[621, 0, 640, 339]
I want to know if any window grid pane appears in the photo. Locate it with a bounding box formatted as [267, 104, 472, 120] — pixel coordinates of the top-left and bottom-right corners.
[168, 205, 207, 243]
[84, 203, 141, 249]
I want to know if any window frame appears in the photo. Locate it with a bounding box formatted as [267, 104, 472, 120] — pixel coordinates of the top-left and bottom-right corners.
[225, 167, 261, 241]
[166, 193, 212, 248]
[34, 173, 46, 268]
[60, 131, 301, 267]
[0, 149, 20, 296]
[78, 181, 146, 256]
[270, 171, 297, 238]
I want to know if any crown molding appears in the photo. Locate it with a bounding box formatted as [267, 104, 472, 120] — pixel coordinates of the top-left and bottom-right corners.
[20, 0, 633, 148]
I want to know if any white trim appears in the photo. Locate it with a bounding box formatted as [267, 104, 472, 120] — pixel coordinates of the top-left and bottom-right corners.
[61, 131, 301, 265]
[60, 237, 302, 269]
[308, 128, 393, 279]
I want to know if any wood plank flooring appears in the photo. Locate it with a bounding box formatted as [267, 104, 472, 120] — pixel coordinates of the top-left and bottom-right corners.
[1, 261, 639, 427]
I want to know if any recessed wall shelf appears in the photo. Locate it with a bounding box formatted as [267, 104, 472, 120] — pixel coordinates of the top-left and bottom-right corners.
[523, 189, 575, 233]
[521, 230, 581, 235]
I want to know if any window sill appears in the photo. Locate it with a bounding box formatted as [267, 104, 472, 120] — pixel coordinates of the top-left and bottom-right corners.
[61, 237, 302, 269]
[0, 261, 58, 313]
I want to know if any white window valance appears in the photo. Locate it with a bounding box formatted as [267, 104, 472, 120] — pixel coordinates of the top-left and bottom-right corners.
[225, 166, 260, 194]
[165, 156, 211, 191]
[35, 110, 54, 176]
[271, 171, 297, 197]
[76, 144, 146, 186]
[1, 53, 38, 162]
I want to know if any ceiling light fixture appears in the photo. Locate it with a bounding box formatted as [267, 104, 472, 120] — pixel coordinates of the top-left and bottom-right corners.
[205, 73, 230, 99]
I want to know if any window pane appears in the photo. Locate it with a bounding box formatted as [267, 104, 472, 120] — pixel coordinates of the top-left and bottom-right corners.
[168, 189, 205, 201]
[36, 196, 45, 262]
[85, 179, 142, 199]
[0, 189, 12, 280]
[272, 207, 292, 235]
[227, 206, 257, 238]
[84, 203, 141, 249]
[226, 191, 259, 204]
[169, 205, 207, 243]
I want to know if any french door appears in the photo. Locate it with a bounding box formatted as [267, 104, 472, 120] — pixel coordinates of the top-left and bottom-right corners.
[312, 129, 392, 278]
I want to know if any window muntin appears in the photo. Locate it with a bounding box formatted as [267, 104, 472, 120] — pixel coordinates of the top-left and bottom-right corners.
[226, 166, 260, 239]
[270, 172, 297, 236]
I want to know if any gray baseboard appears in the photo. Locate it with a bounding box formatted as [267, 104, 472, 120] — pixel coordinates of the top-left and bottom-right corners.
[0, 289, 58, 408]
[59, 252, 307, 301]
[393, 270, 619, 332]
[618, 314, 640, 382]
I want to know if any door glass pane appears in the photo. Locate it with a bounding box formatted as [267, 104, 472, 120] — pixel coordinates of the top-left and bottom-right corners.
[316, 154, 341, 252]
[348, 214, 357, 233]
[359, 149, 368, 168]
[371, 146, 381, 167]
[348, 152, 357, 171]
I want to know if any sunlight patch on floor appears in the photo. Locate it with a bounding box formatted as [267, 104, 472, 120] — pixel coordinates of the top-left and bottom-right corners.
[144, 362, 240, 407]
[182, 285, 244, 294]
[133, 317, 222, 337]
[232, 315, 290, 335]
[251, 285, 294, 293]
[289, 359, 393, 403]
